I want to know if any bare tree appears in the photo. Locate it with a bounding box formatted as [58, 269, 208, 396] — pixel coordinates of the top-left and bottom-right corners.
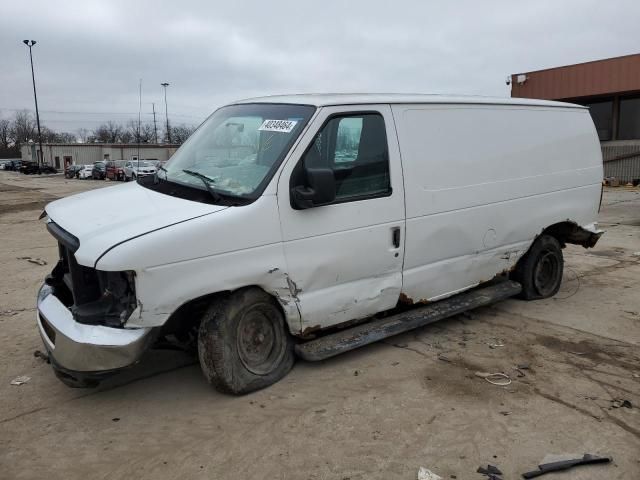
[0, 119, 11, 150]
[93, 121, 123, 143]
[126, 120, 155, 143]
[40, 126, 58, 143]
[119, 130, 133, 144]
[11, 110, 37, 148]
[56, 132, 78, 143]
[170, 124, 196, 144]
[77, 128, 90, 143]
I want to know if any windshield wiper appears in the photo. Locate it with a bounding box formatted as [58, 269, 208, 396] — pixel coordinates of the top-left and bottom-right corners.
[181, 169, 224, 203]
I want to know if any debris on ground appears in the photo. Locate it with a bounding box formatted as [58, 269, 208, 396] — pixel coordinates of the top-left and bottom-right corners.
[474, 372, 512, 386]
[10, 375, 31, 386]
[17, 256, 47, 266]
[488, 341, 504, 349]
[33, 350, 49, 363]
[417, 467, 442, 480]
[477, 464, 503, 479]
[437, 353, 452, 362]
[521, 453, 611, 479]
[514, 367, 526, 378]
[610, 399, 632, 409]
[516, 363, 530, 370]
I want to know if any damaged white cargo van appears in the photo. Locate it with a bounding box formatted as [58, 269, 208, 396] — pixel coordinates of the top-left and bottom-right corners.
[37, 94, 603, 394]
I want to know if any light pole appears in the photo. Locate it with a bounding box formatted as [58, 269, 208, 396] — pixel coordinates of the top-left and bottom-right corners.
[161, 82, 171, 143]
[23, 40, 44, 166]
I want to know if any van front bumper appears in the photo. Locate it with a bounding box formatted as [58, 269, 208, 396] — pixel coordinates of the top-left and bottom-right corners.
[36, 283, 155, 374]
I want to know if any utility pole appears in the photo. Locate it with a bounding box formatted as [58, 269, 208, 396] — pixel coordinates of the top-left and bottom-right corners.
[137, 79, 142, 169]
[161, 82, 171, 143]
[23, 40, 43, 166]
[152, 102, 158, 144]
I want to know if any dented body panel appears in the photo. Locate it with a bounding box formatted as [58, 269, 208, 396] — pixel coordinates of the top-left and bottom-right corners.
[393, 103, 603, 304]
[94, 194, 301, 330]
[275, 104, 405, 332]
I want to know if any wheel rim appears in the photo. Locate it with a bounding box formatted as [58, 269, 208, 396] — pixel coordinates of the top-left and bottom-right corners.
[236, 305, 286, 375]
[533, 250, 560, 297]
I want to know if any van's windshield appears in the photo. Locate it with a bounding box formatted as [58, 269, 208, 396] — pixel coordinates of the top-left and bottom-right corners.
[150, 103, 315, 204]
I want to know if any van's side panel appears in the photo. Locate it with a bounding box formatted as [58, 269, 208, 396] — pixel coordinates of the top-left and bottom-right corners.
[392, 104, 602, 303]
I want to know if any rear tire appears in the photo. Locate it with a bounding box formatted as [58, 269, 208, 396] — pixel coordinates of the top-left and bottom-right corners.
[512, 234, 564, 300]
[198, 288, 295, 395]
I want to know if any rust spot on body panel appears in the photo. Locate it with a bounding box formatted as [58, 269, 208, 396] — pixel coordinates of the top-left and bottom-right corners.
[300, 324, 322, 338]
[398, 293, 414, 305]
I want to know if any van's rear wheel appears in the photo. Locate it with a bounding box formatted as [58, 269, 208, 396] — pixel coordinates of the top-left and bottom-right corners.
[512, 234, 564, 300]
[197, 288, 295, 395]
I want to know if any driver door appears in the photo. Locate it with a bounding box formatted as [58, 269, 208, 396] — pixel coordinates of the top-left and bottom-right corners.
[276, 105, 406, 331]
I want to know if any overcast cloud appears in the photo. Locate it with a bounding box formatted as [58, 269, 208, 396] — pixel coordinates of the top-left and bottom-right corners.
[1, 0, 639, 133]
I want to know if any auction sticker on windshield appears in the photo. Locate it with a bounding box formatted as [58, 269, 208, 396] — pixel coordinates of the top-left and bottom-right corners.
[258, 119, 298, 133]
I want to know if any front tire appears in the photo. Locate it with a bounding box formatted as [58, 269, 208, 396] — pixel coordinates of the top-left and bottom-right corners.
[512, 234, 564, 300]
[198, 288, 295, 395]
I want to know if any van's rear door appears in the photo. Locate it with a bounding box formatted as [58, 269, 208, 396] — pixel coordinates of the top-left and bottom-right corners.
[276, 104, 406, 332]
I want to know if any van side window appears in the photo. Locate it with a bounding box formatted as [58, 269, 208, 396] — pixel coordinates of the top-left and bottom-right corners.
[300, 113, 391, 202]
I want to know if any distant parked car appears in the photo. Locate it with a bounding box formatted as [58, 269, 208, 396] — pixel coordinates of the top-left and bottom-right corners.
[105, 160, 126, 181]
[124, 160, 157, 181]
[5, 160, 22, 171]
[20, 162, 40, 174]
[78, 165, 94, 179]
[19, 162, 57, 175]
[92, 162, 106, 180]
[0, 160, 11, 170]
[65, 165, 82, 178]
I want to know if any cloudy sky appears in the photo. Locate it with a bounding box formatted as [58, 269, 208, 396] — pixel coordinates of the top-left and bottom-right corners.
[1, 0, 639, 134]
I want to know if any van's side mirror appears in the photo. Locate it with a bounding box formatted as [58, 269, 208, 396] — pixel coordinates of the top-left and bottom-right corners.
[291, 168, 336, 209]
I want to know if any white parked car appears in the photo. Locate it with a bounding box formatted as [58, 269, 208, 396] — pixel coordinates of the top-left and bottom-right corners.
[36, 94, 603, 393]
[77, 165, 94, 179]
[123, 160, 157, 181]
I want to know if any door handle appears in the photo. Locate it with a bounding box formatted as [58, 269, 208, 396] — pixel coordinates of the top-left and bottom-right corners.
[392, 227, 401, 248]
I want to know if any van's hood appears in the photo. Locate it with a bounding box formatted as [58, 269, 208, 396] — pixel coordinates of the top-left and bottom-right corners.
[45, 182, 227, 267]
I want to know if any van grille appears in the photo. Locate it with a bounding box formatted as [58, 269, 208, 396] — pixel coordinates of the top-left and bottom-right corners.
[44, 221, 137, 327]
[46, 222, 102, 310]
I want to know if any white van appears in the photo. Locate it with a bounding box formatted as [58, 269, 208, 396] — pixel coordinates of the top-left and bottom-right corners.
[36, 94, 603, 393]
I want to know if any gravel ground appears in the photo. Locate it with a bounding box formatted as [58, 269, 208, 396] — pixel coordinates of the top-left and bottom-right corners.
[1, 171, 639, 480]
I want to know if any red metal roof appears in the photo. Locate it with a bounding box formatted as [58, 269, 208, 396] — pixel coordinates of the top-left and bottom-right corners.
[511, 53, 640, 100]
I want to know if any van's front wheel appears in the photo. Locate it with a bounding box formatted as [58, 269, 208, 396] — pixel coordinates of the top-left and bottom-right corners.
[197, 288, 295, 395]
[512, 234, 564, 300]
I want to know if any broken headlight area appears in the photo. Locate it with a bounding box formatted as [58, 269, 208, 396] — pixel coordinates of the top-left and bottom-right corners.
[72, 270, 137, 327]
[45, 260, 137, 327]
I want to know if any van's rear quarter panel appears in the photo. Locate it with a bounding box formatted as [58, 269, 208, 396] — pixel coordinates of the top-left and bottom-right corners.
[392, 104, 603, 301]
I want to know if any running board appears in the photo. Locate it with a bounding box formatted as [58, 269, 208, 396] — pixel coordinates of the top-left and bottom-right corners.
[295, 280, 521, 361]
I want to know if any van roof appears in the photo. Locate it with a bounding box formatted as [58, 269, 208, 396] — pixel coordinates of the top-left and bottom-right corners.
[232, 93, 584, 109]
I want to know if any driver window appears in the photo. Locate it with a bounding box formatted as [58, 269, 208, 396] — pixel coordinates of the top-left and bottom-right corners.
[301, 113, 391, 201]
